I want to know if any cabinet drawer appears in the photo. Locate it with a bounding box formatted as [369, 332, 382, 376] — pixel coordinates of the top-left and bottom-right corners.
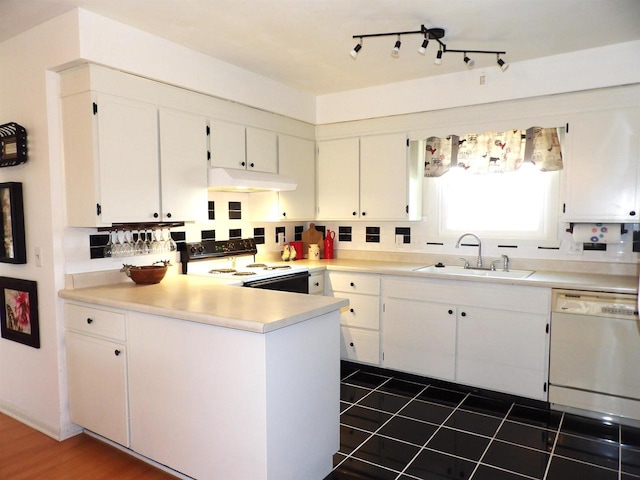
[335, 293, 379, 329]
[65, 303, 126, 341]
[327, 272, 380, 295]
[340, 327, 380, 365]
[309, 273, 325, 295]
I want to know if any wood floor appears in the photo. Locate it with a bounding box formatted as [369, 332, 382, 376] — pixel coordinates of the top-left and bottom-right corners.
[0, 413, 178, 479]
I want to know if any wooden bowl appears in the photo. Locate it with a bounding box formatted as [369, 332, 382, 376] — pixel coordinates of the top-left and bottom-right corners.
[126, 265, 168, 285]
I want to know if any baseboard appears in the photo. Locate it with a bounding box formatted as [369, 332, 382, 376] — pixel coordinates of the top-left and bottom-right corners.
[0, 402, 82, 441]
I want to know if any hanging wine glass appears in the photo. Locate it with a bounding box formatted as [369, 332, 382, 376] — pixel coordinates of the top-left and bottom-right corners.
[121, 230, 133, 257]
[112, 228, 123, 257]
[104, 229, 113, 258]
[134, 229, 144, 255]
[151, 229, 162, 254]
[165, 228, 177, 252]
[143, 228, 152, 255]
[158, 228, 166, 253]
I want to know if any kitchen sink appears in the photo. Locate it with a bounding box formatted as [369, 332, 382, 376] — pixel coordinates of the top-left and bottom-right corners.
[414, 265, 534, 279]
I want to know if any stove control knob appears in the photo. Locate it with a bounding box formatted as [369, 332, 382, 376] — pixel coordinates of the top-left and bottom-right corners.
[197, 244, 205, 253]
[227, 242, 235, 251]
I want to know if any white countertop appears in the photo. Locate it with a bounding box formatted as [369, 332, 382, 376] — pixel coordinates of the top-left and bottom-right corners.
[295, 258, 638, 294]
[59, 259, 637, 334]
[59, 275, 348, 334]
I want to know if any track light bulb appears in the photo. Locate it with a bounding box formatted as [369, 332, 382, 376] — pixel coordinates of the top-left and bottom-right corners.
[391, 37, 401, 57]
[418, 37, 429, 55]
[497, 57, 509, 72]
[349, 42, 362, 59]
[464, 54, 475, 68]
[434, 49, 443, 65]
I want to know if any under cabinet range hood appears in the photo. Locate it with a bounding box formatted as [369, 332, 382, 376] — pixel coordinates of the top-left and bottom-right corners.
[207, 167, 297, 192]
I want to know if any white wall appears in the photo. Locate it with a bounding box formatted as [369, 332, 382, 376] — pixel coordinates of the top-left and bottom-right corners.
[316, 40, 640, 124]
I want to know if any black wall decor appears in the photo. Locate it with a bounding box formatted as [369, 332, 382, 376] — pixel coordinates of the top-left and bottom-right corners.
[0, 182, 26, 264]
[0, 123, 28, 167]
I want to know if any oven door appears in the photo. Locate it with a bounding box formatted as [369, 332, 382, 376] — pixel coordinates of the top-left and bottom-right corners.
[243, 271, 310, 294]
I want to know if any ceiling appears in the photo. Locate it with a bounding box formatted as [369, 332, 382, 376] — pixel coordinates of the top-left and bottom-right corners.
[1, 0, 639, 95]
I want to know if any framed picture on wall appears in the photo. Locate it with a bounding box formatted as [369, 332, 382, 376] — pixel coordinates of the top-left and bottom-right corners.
[0, 182, 26, 264]
[0, 277, 39, 348]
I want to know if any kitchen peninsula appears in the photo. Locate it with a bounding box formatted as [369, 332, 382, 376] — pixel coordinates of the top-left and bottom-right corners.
[59, 275, 348, 480]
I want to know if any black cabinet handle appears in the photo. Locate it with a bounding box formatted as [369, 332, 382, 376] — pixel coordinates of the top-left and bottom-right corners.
[249, 163, 255, 168]
[350, 308, 354, 313]
[631, 210, 637, 216]
[350, 282, 355, 287]
[114, 350, 121, 356]
[166, 212, 172, 219]
[448, 310, 453, 315]
[362, 212, 366, 216]
[314, 282, 320, 287]
[282, 212, 286, 217]
[153, 212, 159, 218]
[241, 161, 246, 167]
[352, 211, 357, 216]
[349, 342, 354, 347]
[86, 318, 93, 324]
[461, 312, 467, 317]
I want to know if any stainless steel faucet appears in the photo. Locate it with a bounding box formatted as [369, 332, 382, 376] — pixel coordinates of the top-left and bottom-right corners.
[455, 233, 483, 268]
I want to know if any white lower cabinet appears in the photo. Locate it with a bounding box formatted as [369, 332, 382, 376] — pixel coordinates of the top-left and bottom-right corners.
[382, 276, 551, 400]
[65, 303, 129, 446]
[327, 272, 381, 365]
[383, 298, 456, 381]
[309, 271, 325, 295]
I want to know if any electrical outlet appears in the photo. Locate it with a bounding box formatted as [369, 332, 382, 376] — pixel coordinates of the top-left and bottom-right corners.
[565, 241, 583, 255]
[479, 73, 486, 86]
[395, 235, 404, 246]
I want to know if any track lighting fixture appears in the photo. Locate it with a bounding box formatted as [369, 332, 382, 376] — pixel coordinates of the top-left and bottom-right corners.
[435, 48, 443, 65]
[349, 40, 362, 59]
[497, 55, 509, 72]
[418, 35, 429, 55]
[463, 54, 475, 68]
[391, 36, 401, 57]
[349, 24, 508, 72]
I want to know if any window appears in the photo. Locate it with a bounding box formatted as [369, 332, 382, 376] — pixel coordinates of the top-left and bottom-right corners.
[429, 165, 560, 241]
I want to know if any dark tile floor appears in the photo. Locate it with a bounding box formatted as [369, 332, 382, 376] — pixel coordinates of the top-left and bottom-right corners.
[326, 362, 640, 480]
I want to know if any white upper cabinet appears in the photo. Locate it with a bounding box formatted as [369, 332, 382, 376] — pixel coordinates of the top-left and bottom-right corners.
[63, 93, 208, 226]
[246, 127, 278, 173]
[317, 137, 360, 220]
[248, 134, 315, 221]
[562, 107, 640, 222]
[209, 121, 278, 173]
[158, 108, 208, 222]
[317, 133, 418, 220]
[360, 133, 410, 220]
[277, 135, 315, 220]
[208, 119, 246, 170]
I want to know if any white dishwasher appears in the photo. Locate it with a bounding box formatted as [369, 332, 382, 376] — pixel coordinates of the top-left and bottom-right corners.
[550, 289, 640, 424]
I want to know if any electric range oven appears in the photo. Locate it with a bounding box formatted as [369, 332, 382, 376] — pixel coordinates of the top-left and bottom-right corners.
[180, 238, 310, 293]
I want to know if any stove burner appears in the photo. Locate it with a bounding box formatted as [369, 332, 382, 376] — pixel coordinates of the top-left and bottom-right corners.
[233, 271, 257, 276]
[209, 268, 237, 274]
[246, 263, 267, 268]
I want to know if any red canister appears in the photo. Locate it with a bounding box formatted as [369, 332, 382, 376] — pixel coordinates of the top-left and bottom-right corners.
[324, 230, 335, 259]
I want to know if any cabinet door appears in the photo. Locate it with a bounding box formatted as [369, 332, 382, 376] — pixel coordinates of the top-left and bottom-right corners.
[382, 298, 456, 381]
[317, 138, 360, 219]
[66, 332, 129, 446]
[341, 326, 380, 365]
[246, 127, 278, 173]
[563, 107, 640, 222]
[97, 94, 160, 223]
[456, 306, 549, 400]
[278, 135, 316, 220]
[209, 119, 246, 169]
[360, 133, 408, 220]
[159, 108, 208, 222]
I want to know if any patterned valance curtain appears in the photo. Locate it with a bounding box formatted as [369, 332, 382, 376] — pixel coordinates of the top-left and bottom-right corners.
[424, 127, 563, 177]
